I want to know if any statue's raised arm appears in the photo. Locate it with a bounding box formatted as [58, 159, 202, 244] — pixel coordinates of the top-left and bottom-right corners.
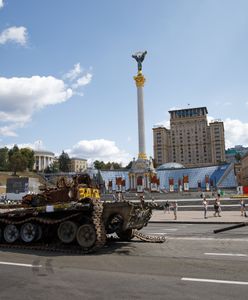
[132, 51, 147, 72]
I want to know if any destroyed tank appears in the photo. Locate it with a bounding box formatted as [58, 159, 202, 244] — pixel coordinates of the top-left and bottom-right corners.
[0, 174, 159, 254]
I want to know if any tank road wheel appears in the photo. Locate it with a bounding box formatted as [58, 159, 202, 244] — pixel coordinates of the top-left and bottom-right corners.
[20, 223, 37, 243]
[106, 214, 124, 234]
[57, 221, 78, 244]
[76, 224, 96, 248]
[117, 229, 134, 241]
[4, 224, 19, 243]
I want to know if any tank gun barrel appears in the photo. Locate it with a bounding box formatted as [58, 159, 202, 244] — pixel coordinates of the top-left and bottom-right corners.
[213, 222, 248, 234]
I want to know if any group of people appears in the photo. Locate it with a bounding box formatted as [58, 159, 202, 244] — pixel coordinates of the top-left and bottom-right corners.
[114, 192, 247, 220]
[202, 197, 221, 219]
[202, 197, 247, 219]
[164, 197, 247, 220]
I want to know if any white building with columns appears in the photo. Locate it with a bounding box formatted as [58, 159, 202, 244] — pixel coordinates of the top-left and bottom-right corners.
[34, 150, 55, 171]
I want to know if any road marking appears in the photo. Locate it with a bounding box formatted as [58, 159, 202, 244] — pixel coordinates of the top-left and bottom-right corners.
[182, 277, 248, 285]
[167, 237, 248, 242]
[204, 253, 247, 257]
[162, 228, 178, 231]
[0, 261, 42, 268]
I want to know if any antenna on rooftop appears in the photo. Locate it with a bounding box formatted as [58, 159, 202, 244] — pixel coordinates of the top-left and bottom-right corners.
[35, 140, 42, 150]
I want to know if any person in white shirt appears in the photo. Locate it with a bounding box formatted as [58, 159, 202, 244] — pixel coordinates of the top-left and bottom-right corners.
[202, 197, 208, 219]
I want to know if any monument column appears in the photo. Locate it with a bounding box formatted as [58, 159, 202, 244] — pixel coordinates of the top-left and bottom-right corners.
[134, 72, 147, 160]
[132, 51, 147, 160]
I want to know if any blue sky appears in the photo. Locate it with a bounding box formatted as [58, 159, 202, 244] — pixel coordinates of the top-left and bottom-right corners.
[1, 0, 248, 166]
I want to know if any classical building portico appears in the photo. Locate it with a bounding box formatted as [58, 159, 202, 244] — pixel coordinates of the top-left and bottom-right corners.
[34, 150, 55, 171]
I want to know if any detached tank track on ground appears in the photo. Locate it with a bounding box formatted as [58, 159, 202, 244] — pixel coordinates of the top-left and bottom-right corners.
[133, 230, 165, 243]
[0, 199, 106, 254]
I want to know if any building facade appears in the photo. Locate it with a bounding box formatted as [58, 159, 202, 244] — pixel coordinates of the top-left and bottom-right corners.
[225, 145, 248, 163]
[241, 153, 248, 186]
[70, 158, 87, 173]
[153, 107, 226, 167]
[34, 150, 55, 171]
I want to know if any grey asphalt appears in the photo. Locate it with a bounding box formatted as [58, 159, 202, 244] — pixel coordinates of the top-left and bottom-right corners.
[1, 223, 248, 300]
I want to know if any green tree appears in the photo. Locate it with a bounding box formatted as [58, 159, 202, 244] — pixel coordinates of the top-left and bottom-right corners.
[44, 161, 59, 173]
[235, 152, 242, 163]
[94, 160, 122, 170]
[111, 162, 122, 169]
[8, 144, 19, 159]
[125, 161, 133, 169]
[8, 146, 27, 175]
[104, 162, 112, 170]
[0, 147, 9, 171]
[20, 148, 35, 171]
[58, 151, 71, 172]
[94, 160, 105, 170]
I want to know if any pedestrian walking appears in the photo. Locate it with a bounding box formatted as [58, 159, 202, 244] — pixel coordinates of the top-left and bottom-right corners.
[164, 200, 170, 213]
[140, 194, 145, 208]
[172, 201, 178, 220]
[203, 197, 208, 219]
[151, 197, 157, 208]
[112, 193, 117, 202]
[240, 199, 247, 217]
[213, 198, 221, 217]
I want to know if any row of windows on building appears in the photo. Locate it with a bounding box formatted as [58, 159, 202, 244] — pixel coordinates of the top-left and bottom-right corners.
[153, 107, 225, 167]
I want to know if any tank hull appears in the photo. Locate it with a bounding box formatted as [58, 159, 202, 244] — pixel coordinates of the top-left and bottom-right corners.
[0, 200, 152, 253]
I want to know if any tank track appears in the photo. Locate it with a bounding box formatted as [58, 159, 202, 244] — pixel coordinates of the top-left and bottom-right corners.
[133, 230, 165, 243]
[88, 198, 106, 252]
[0, 199, 106, 254]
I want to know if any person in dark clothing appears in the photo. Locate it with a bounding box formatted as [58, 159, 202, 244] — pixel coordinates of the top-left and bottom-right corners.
[164, 200, 170, 213]
[214, 198, 221, 217]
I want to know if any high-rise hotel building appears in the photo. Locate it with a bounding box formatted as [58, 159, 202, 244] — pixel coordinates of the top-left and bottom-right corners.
[153, 107, 225, 167]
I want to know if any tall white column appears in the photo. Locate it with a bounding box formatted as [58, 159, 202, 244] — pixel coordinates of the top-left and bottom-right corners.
[134, 71, 147, 160]
[39, 156, 41, 171]
[137, 86, 146, 156]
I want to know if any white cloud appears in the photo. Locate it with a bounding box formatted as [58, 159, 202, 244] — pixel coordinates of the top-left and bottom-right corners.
[208, 116, 248, 148]
[64, 63, 82, 81]
[0, 63, 93, 137]
[0, 0, 4, 9]
[64, 63, 93, 92]
[0, 125, 17, 137]
[66, 139, 131, 166]
[72, 73, 92, 89]
[0, 26, 28, 45]
[154, 120, 170, 129]
[2, 140, 46, 151]
[223, 118, 248, 148]
[0, 75, 72, 135]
